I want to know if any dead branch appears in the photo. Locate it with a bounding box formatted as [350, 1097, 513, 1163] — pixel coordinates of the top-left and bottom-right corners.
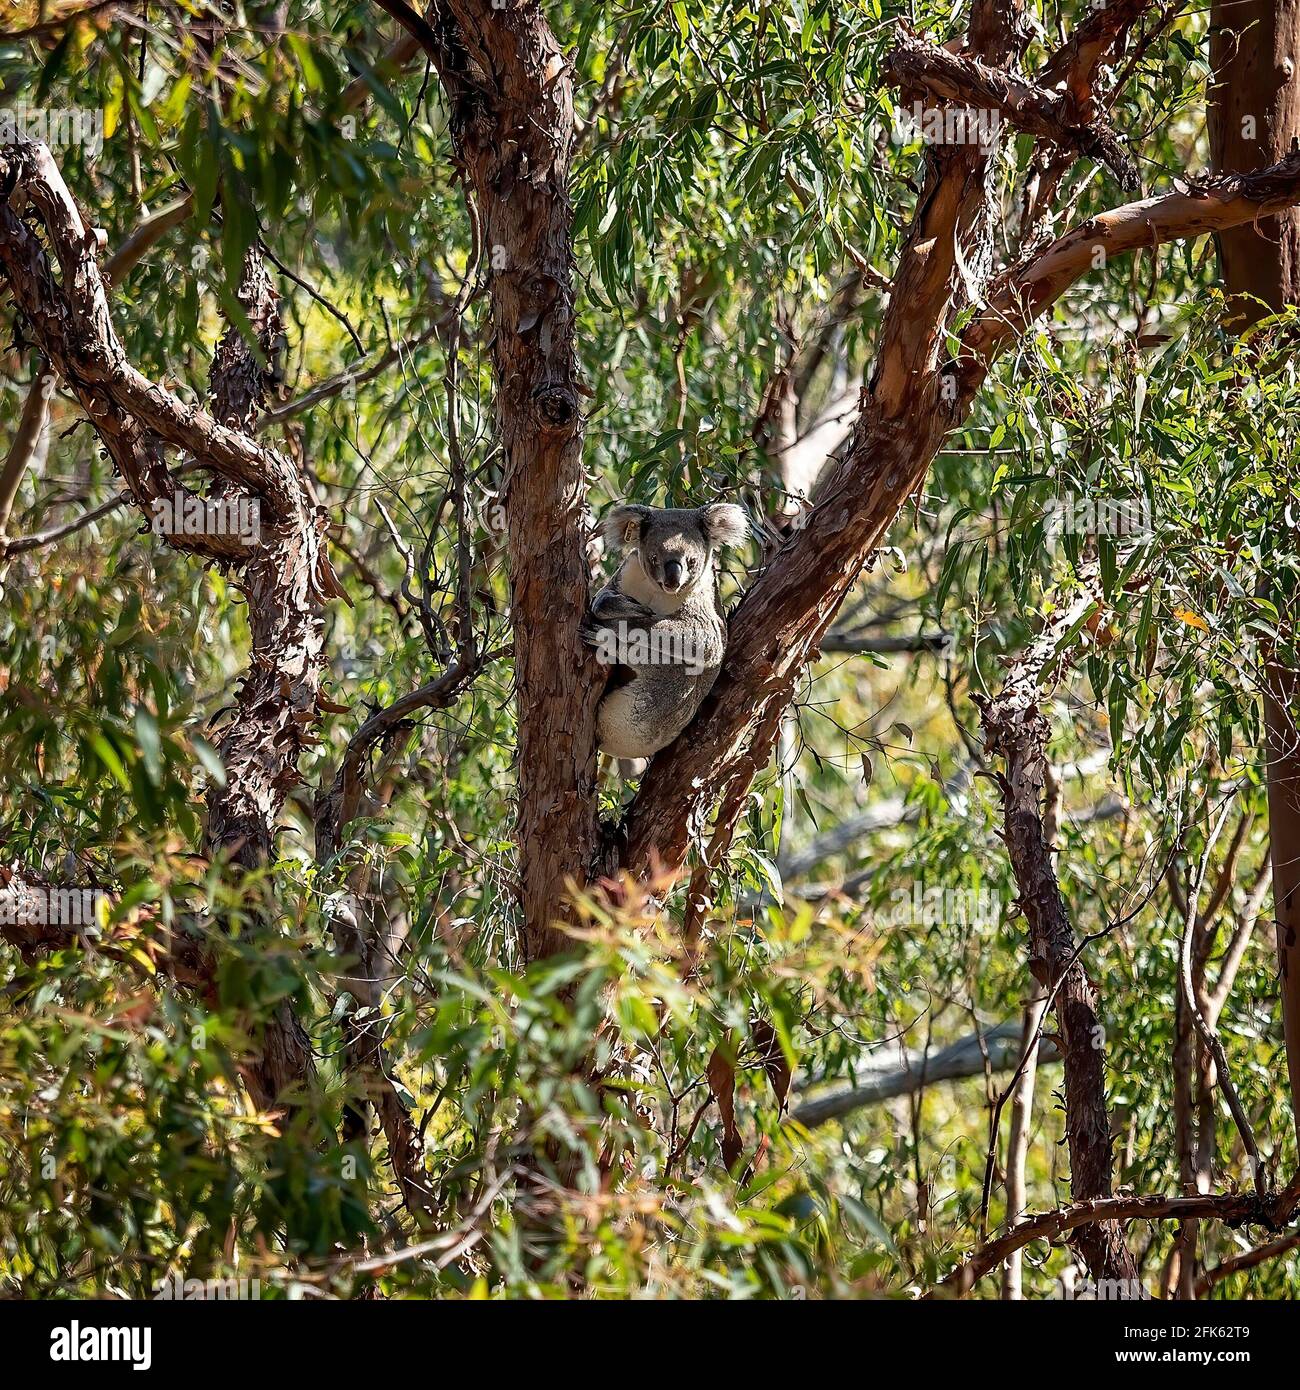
[0, 136, 350, 1106]
[791, 1022, 1060, 1129]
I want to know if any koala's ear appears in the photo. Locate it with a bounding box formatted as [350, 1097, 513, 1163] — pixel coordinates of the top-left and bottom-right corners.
[601, 503, 653, 549]
[700, 502, 750, 548]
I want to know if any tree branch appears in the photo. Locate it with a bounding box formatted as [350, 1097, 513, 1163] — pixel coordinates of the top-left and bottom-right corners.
[1179, 801, 1267, 1198]
[884, 27, 1137, 188]
[316, 645, 509, 857]
[938, 1178, 1300, 1296]
[1208, 860, 1272, 1018]
[0, 140, 343, 547]
[624, 134, 1300, 899]
[102, 194, 194, 285]
[1197, 1230, 1300, 1296]
[1038, 1, 1159, 100]
[961, 149, 1300, 377]
[0, 356, 50, 535]
[819, 629, 950, 656]
[0, 137, 354, 1107]
[792, 1022, 1060, 1129]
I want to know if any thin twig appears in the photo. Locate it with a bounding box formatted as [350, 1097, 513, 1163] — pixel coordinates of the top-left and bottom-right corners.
[1179, 798, 1267, 1197]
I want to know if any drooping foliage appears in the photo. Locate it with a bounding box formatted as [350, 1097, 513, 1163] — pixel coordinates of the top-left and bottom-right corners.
[0, 1, 1297, 1298]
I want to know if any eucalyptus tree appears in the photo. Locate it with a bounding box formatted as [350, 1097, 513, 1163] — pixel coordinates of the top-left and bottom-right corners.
[1, 1, 1298, 1300]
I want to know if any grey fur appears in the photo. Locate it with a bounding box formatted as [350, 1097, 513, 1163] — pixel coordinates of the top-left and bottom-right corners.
[583, 502, 749, 775]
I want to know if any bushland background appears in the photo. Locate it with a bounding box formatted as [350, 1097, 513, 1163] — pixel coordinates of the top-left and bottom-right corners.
[1, 0, 1300, 1300]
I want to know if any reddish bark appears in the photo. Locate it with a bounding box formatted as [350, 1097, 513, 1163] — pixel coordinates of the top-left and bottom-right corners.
[977, 579, 1140, 1286]
[1209, 0, 1300, 1156]
[381, 0, 601, 961]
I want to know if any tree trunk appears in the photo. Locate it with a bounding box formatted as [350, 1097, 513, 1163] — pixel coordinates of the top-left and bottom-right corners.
[978, 581, 1140, 1287]
[391, 0, 603, 961]
[388, 3, 1300, 1014]
[204, 247, 326, 1108]
[1209, 0, 1300, 1156]
[0, 139, 343, 1109]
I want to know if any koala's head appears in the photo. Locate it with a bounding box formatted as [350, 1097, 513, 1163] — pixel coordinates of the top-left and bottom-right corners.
[601, 502, 749, 598]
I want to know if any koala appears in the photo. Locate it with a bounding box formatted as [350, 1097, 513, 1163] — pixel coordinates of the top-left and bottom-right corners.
[583, 501, 749, 778]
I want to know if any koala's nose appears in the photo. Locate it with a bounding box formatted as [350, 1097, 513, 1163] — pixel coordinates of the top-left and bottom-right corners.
[662, 558, 684, 590]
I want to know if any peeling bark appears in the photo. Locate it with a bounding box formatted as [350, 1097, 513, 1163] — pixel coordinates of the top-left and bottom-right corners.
[623, 145, 1300, 900]
[885, 26, 1137, 188]
[0, 136, 346, 1108]
[1036, 1, 1155, 95]
[621, 127, 987, 875]
[204, 246, 330, 1108]
[360, 9, 1300, 993]
[976, 576, 1140, 1286]
[382, 0, 601, 960]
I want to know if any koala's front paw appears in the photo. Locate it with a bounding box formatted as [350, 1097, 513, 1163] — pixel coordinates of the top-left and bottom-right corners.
[591, 593, 653, 623]
[579, 620, 608, 650]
